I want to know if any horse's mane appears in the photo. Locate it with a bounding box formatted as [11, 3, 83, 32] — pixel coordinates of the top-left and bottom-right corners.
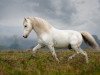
[28, 17, 53, 34]
[28, 17, 52, 28]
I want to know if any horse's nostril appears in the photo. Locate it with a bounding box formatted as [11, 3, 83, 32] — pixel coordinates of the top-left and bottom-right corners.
[23, 35, 27, 38]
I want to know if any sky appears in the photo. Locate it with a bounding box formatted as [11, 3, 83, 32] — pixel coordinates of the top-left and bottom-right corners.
[0, 0, 100, 39]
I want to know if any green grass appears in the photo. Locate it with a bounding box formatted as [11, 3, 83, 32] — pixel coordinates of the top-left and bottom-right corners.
[0, 50, 100, 75]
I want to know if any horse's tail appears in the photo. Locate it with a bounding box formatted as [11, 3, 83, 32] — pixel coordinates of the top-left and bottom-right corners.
[81, 31, 99, 49]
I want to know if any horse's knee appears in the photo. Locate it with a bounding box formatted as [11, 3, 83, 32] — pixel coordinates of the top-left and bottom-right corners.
[52, 51, 56, 56]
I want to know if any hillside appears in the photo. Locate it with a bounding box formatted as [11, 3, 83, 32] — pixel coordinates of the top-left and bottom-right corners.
[0, 50, 100, 75]
[0, 35, 100, 50]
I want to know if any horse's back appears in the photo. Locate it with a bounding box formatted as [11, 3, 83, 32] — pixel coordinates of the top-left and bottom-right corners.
[51, 28, 82, 48]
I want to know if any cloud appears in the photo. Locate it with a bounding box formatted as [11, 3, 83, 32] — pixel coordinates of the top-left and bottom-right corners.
[0, 0, 100, 38]
[69, 0, 100, 36]
[71, 0, 100, 24]
[0, 0, 76, 26]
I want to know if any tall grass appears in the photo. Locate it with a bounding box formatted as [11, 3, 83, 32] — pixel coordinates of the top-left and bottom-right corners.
[0, 50, 100, 75]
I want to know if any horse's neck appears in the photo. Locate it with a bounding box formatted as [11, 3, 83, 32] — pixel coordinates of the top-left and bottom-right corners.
[32, 19, 53, 36]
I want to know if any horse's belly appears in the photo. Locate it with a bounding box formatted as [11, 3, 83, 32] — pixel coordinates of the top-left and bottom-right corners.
[54, 43, 68, 48]
[53, 38, 69, 48]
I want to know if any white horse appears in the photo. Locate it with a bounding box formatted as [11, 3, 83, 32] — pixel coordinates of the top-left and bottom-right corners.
[23, 17, 99, 63]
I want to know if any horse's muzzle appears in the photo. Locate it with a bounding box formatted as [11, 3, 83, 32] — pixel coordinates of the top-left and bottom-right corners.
[23, 35, 27, 38]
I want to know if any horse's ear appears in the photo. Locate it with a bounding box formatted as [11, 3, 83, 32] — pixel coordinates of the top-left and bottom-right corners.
[24, 17, 27, 21]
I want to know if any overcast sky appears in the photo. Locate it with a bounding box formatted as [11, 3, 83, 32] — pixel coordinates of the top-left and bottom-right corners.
[0, 0, 100, 39]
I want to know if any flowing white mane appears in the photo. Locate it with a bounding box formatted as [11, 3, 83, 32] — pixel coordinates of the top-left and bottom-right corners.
[29, 17, 53, 35]
[30, 17, 52, 28]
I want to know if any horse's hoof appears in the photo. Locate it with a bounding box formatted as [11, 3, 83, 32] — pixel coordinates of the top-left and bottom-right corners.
[68, 57, 73, 61]
[56, 59, 60, 63]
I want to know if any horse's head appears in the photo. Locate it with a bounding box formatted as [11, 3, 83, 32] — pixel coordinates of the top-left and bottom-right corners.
[23, 17, 53, 38]
[23, 17, 33, 38]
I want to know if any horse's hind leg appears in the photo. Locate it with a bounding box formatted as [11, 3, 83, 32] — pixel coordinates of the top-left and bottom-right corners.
[68, 46, 79, 61]
[68, 52, 79, 61]
[78, 48, 89, 63]
[69, 45, 89, 63]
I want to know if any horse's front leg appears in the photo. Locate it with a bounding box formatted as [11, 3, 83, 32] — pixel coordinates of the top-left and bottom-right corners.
[32, 44, 42, 54]
[48, 45, 60, 62]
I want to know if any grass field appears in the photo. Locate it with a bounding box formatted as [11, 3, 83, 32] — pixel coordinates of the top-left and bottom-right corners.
[0, 49, 100, 75]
